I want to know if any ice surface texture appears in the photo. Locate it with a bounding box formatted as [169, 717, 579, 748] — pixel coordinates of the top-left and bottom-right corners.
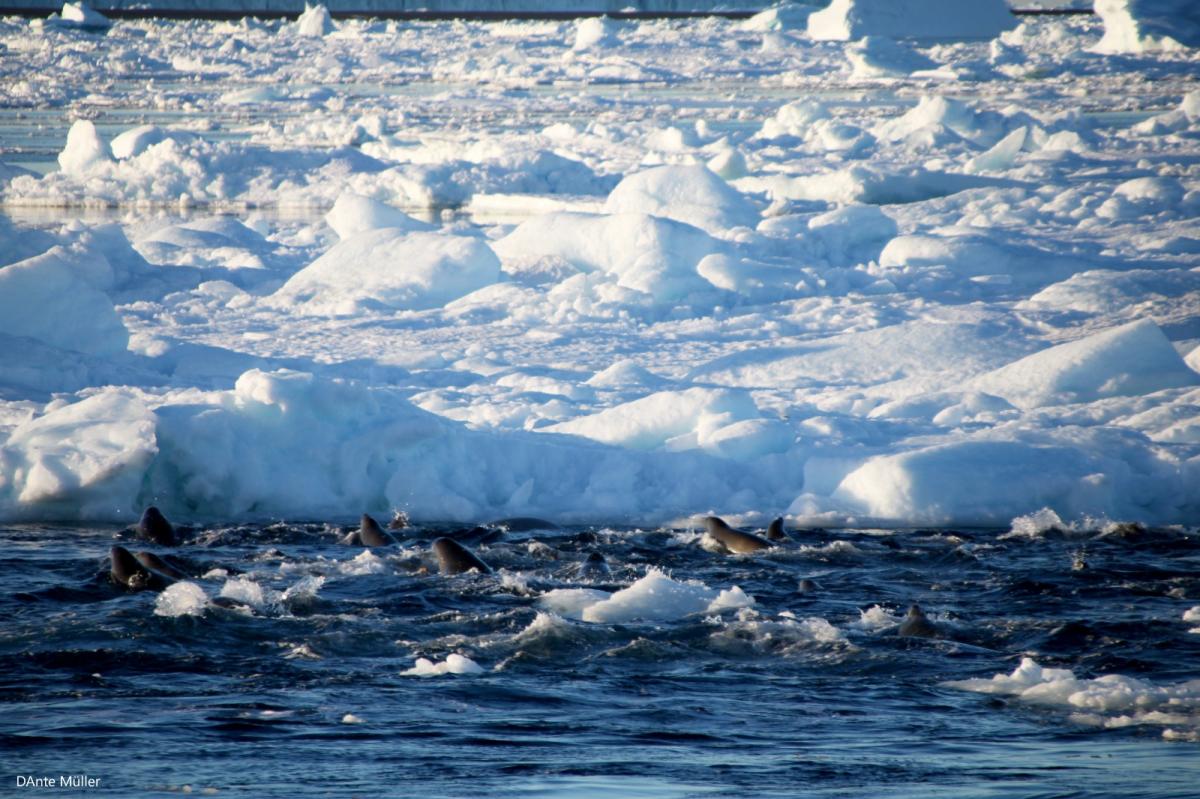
[2, 11, 1200, 527]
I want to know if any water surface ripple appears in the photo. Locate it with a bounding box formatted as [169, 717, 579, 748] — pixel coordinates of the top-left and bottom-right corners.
[2, 522, 1199, 797]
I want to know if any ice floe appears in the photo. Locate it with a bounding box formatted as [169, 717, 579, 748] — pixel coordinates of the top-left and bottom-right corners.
[1, 7, 1199, 529]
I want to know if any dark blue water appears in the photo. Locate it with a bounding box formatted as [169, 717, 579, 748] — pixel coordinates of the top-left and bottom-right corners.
[2, 521, 1199, 798]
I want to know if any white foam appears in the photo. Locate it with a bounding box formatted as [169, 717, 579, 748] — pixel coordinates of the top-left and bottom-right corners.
[154, 581, 209, 617]
[402, 653, 485, 676]
[219, 576, 280, 611]
[1006, 508, 1067, 539]
[945, 657, 1200, 737]
[851, 604, 902, 631]
[579, 568, 754, 624]
[708, 607, 847, 653]
[340, 550, 387, 576]
[538, 588, 612, 619]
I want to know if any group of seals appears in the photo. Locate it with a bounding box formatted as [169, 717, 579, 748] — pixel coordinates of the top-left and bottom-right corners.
[342, 513, 574, 576]
[109, 508, 943, 638]
[109, 545, 174, 591]
[108, 507, 190, 591]
[704, 514, 943, 639]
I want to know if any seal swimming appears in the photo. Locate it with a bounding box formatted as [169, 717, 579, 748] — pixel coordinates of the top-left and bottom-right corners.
[137, 506, 177, 546]
[110, 545, 173, 591]
[703, 516, 773, 554]
[134, 551, 190, 581]
[341, 513, 397, 547]
[765, 517, 790, 542]
[490, 517, 560, 532]
[578, 551, 610, 579]
[359, 513, 396, 547]
[898, 604, 939, 638]
[431, 537, 492, 575]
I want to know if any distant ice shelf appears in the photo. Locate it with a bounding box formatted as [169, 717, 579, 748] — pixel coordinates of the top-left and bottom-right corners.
[0, 0, 783, 16]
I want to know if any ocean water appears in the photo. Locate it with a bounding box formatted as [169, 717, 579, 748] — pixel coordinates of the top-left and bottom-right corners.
[2, 520, 1198, 798]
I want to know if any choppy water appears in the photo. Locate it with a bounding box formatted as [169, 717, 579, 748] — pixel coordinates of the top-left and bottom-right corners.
[2, 520, 1199, 798]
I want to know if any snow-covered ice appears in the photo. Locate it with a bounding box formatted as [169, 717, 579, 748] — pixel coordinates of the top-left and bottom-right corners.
[2, 5, 1200, 528]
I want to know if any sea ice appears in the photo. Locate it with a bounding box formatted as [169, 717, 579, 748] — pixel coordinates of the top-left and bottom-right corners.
[602, 165, 760, 236]
[295, 4, 334, 38]
[271, 229, 502, 314]
[807, 0, 1015, 42]
[971, 320, 1200, 410]
[0, 9, 1198, 529]
[1094, 0, 1200, 53]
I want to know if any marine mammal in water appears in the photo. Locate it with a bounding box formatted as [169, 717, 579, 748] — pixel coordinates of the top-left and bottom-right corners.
[134, 551, 190, 581]
[898, 604, 939, 638]
[137, 506, 177, 547]
[341, 513, 398, 547]
[359, 514, 396, 546]
[431, 537, 492, 575]
[110, 546, 172, 591]
[703, 516, 773, 554]
[490, 517, 560, 532]
[765, 517, 789, 542]
[578, 551, 610, 579]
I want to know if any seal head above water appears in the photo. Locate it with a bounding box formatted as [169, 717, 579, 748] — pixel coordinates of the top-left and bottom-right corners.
[703, 516, 773, 554]
[110, 545, 173, 591]
[898, 604, 939, 638]
[765, 517, 790, 542]
[359, 513, 397, 547]
[137, 506, 177, 547]
[431, 537, 492, 575]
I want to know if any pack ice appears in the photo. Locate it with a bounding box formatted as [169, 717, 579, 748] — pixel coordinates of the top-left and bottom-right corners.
[1, 4, 1200, 529]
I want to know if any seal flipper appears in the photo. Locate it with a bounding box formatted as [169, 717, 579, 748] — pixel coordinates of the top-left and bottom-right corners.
[137, 506, 177, 547]
[431, 537, 492, 575]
